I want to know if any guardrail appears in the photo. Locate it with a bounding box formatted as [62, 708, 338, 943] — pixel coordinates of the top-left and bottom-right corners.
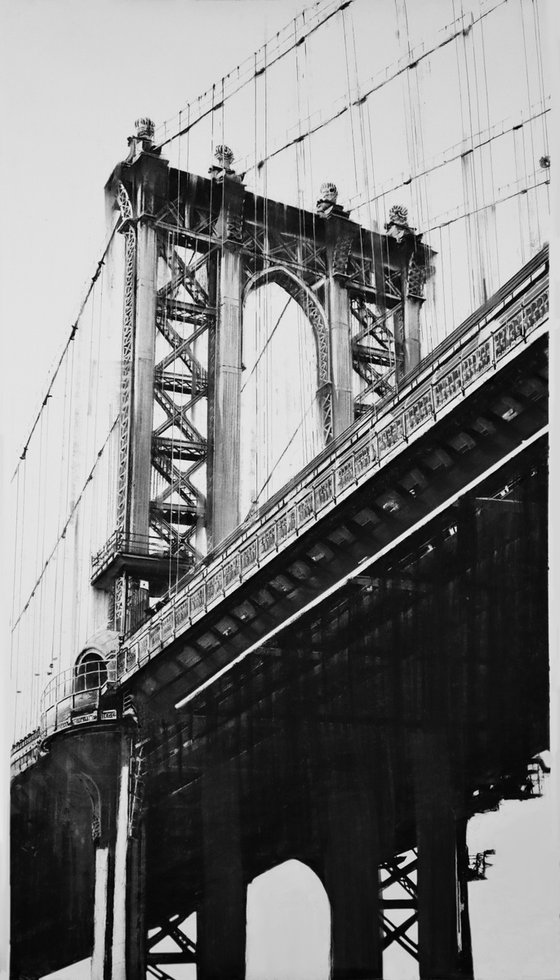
[115, 257, 548, 684]
[91, 530, 187, 579]
[40, 663, 118, 740]
[10, 729, 41, 775]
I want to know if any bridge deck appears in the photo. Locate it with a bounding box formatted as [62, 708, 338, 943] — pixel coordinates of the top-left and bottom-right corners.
[116, 246, 548, 707]
[10, 246, 548, 777]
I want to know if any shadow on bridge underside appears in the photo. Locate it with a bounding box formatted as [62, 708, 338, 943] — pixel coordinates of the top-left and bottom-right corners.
[10, 431, 547, 976]
[10, 248, 549, 979]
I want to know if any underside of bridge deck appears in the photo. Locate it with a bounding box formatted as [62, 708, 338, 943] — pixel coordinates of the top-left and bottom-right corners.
[129, 332, 548, 717]
[141, 437, 547, 922]
[10, 246, 549, 979]
[11, 433, 547, 978]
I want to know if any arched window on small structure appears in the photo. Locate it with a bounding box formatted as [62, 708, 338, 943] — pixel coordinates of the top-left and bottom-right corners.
[74, 650, 108, 693]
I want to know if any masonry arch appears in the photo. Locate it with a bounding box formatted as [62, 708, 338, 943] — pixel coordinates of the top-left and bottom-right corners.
[246, 858, 331, 980]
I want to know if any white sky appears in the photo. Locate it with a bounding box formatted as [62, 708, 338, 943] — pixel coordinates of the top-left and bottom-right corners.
[0, 0, 308, 462]
[1, 1, 558, 978]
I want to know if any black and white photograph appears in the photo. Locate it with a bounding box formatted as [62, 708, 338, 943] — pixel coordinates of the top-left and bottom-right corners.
[3, 1, 557, 977]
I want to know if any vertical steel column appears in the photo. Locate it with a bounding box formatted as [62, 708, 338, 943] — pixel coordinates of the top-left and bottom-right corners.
[401, 284, 422, 377]
[323, 784, 383, 979]
[413, 732, 473, 980]
[386, 212, 426, 383]
[127, 216, 157, 541]
[198, 760, 246, 980]
[326, 218, 354, 438]
[91, 844, 111, 980]
[106, 139, 168, 632]
[392, 245, 424, 382]
[209, 240, 243, 548]
[111, 735, 133, 979]
[90, 732, 145, 980]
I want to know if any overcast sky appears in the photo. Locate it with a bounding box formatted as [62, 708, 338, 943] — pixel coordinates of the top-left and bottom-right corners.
[0, 0, 309, 463]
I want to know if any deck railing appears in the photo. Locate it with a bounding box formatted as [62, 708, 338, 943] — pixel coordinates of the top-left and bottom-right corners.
[91, 531, 181, 578]
[115, 253, 548, 683]
[40, 661, 117, 739]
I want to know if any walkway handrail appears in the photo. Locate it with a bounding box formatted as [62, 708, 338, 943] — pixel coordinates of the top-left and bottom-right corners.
[40, 663, 112, 740]
[91, 530, 182, 575]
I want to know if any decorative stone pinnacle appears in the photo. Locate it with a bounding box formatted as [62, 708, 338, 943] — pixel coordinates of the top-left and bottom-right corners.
[316, 181, 348, 219]
[388, 204, 409, 226]
[319, 182, 338, 204]
[135, 117, 155, 140]
[215, 144, 234, 169]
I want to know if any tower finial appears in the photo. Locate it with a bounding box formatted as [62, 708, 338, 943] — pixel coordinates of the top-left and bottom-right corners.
[209, 144, 244, 183]
[385, 204, 416, 242]
[319, 181, 338, 204]
[135, 117, 155, 141]
[316, 181, 348, 218]
[125, 117, 160, 163]
[215, 144, 234, 169]
[388, 203, 408, 226]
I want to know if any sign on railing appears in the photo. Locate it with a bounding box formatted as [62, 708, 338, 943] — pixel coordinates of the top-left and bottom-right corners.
[40, 663, 118, 739]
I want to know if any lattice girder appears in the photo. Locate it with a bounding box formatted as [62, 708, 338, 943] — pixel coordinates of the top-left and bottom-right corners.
[379, 849, 419, 962]
[147, 913, 197, 980]
[150, 227, 213, 565]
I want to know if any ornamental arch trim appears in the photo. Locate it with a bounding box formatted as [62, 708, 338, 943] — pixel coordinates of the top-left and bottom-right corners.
[243, 266, 333, 442]
[243, 266, 330, 385]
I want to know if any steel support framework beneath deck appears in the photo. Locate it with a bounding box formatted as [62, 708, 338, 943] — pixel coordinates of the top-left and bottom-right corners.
[11, 426, 547, 979]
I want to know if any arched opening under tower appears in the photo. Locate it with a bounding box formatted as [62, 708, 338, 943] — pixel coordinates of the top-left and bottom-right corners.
[240, 281, 323, 518]
[246, 858, 331, 980]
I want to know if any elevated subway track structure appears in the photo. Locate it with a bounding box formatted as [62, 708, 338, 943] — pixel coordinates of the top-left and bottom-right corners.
[9, 1, 552, 978]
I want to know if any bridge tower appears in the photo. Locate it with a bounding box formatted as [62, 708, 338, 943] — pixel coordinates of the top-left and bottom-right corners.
[96, 121, 430, 638]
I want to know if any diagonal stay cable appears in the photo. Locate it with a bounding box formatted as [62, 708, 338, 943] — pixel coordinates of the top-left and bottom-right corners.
[12, 220, 120, 480]
[11, 416, 119, 633]
[255, 397, 318, 504]
[240, 295, 291, 394]
[155, 0, 354, 151]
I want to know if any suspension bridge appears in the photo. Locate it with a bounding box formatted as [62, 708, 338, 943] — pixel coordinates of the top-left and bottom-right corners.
[9, 0, 552, 977]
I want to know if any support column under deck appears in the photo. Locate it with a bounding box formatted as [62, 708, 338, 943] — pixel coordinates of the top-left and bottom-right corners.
[198, 760, 246, 980]
[413, 732, 473, 980]
[90, 734, 145, 980]
[323, 787, 383, 980]
[91, 844, 111, 980]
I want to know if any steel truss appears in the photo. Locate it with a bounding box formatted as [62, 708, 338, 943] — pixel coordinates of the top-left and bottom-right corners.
[147, 912, 197, 979]
[150, 208, 215, 566]
[242, 214, 405, 423]
[103, 170, 427, 633]
[379, 848, 419, 962]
